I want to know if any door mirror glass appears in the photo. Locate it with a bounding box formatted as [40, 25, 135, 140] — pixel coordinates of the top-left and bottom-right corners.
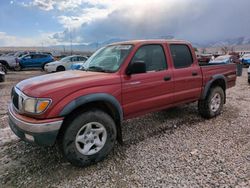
[126, 61, 146, 75]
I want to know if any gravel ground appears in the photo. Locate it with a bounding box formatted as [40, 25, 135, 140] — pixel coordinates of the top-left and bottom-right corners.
[0, 69, 249, 187]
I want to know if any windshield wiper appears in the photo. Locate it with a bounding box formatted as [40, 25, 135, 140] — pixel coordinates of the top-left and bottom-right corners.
[87, 66, 113, 73]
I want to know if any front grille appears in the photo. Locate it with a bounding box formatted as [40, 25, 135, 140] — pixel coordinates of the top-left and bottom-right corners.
[11, 87, 19, 110]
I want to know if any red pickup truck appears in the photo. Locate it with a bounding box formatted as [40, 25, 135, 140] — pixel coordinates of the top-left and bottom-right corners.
[8, 40, 236, 166]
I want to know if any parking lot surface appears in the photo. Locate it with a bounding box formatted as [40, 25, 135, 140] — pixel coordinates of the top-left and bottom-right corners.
[0, 70, 249, 187]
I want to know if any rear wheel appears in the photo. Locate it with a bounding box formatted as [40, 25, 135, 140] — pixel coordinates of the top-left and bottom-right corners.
[56, 66, 65, 72]
[60, 110, 117, 167]
[198, 86, 225, 118]
[42, 63, 48, 71]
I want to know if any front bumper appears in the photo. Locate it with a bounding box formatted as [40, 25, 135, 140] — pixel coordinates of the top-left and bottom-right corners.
[44, 65, 56, 72]
[8, 104, 63, 146]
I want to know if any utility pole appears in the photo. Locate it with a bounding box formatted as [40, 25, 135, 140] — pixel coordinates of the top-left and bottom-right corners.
[69, 27, 73, 55]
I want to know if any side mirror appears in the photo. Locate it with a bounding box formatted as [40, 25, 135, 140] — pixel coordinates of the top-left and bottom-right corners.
[126, 61, 146, 75]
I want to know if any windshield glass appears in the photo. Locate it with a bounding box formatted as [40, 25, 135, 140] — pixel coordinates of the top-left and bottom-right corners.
[83, 45, 133, 72]
[60, 56, 72, 62]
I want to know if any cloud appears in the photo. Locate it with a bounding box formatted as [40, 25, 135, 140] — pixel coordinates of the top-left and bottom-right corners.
[17, 0, 250, 45]
[48, 0, 250, 44]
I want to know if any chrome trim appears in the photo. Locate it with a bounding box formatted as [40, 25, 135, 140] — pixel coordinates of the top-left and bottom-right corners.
[13, 87, 29, 113]
[8, 105, 63, 133]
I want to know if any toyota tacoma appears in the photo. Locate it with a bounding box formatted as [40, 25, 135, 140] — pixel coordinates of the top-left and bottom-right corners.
[9, 40, 237, 167]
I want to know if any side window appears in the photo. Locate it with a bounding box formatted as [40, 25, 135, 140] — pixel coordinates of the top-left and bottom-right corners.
[79, 57, 87, 61]
[24, 55, 31, 59]
[131, 45, 167, 72]
[170, 44, 193, 68]
[71, 57, 78, 62]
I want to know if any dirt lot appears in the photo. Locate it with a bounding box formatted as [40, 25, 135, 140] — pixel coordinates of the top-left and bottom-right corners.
[0, 70, 249, 187]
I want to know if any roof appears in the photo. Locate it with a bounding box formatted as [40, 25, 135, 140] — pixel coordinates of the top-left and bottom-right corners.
[110, 39, 191, 46]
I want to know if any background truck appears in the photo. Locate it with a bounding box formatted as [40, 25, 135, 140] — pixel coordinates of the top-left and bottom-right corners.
[8, 40, 237, 167]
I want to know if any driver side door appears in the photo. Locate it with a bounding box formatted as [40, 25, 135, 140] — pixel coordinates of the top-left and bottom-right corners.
[121, 44, 174, 118]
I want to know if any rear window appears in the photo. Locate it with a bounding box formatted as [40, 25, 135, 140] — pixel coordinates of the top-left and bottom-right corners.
[170, 44, 193, 68]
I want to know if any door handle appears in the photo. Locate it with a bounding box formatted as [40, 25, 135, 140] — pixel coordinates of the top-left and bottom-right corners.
[164, 76, 171, 81]
[192, 72, 198, 76]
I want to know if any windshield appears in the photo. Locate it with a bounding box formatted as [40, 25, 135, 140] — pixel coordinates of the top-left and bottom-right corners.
[60, 56, 72, 62]
[83, 45, 133, 72]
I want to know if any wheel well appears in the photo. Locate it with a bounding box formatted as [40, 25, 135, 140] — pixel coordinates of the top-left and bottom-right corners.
[57, 101, 123, 143]
[0, 60, 10, 69]
[57, 65, 65, 70]
[210, 79, 226, 91]
[209, 79, 226, 103]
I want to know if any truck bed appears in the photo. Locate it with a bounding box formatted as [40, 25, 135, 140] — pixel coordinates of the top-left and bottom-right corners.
[200, 63, 237, 89]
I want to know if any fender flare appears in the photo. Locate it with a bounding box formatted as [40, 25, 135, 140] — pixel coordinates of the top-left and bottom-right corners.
[201, 74, 227, 100]
[59, 93, 124, 143]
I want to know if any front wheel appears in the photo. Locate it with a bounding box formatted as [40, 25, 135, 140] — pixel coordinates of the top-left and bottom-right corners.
[56, 66, 65, 72]
[198, 86, 225, 119]
[60, 110, 117, 167]
[14, 65, 21, 71]
[1, 64, 8, 74]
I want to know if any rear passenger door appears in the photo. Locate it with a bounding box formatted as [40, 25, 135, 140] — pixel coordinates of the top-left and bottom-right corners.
[169, 44, 202, 103]
[122, 44, 174, 118]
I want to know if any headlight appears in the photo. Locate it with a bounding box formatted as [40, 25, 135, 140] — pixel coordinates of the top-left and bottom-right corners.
[23, 98, 51, 114]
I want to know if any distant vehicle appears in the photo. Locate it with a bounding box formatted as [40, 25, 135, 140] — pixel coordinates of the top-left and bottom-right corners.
[44, 55, 88, 72]
[197, 54, 212, 63]
[17, 53, 54, 70]
[0, 51, 29, 71]
[240, 54, 250, 66]
[209, 55, 238, 64]
[248, 66, 250, 83]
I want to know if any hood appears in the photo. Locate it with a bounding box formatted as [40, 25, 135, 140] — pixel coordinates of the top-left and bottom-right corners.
[16, 70, 120, 97]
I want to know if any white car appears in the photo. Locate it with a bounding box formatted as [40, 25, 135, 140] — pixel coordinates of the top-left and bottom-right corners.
[44, 55, 88, 72]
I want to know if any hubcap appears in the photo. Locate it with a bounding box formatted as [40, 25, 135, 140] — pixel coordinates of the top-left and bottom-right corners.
[75, 122, 107, 155]
[210, 93, 221, 112]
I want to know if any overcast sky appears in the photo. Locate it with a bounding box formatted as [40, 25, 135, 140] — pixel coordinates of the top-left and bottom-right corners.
[0, 0, 249, 46]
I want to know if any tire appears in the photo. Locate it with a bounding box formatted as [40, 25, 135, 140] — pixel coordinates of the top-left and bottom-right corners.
[60, 110, 117, 167]
[1, 64, 8, 74]
[198, 86, 225, 119]
[42, 63, 47, 71]
[56, 66, 65, 72]
[0, 74, 5, 82]
[14, 65, 21, 71]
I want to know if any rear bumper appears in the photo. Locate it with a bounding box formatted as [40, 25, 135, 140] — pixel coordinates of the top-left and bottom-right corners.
[8, 104, 63, 146]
